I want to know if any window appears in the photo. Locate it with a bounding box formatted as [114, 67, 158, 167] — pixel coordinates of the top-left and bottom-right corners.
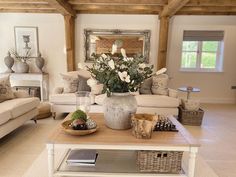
[181, 31, 224, 72]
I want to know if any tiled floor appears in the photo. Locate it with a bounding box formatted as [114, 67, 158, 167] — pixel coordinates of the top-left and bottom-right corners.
[0, 104, 236, 177]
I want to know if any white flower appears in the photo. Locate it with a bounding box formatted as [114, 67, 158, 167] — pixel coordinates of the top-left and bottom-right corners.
[111, 44, 117, 55]
[121, 48, 127, 58]
[156, 68, 167, 75]
[108, 59, 115, 69]
[118, 71, 130, 83]
[123, 57, 133, 62]
[139, 63, 146, 69]
[101, 53, 107, 59]
[120, 64, 127, 69]
[127, 57, 133, 61]
[87, 78, 98, 87]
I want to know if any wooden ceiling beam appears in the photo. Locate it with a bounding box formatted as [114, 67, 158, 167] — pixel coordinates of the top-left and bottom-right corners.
[45, 0, 76, 16]
[186, 0, 236, 7]
[73, 4, 162, 11]
[69, 0, 167, 5]
[0, 3, 52, 9]
[0, 9, 57, 13]
[180, 6, 236, 13]
[160, 0, 190, 17]
[0, 0, 45, 3]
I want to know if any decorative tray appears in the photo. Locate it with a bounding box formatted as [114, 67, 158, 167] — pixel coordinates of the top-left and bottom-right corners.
[154, 116, 178, 132]
[61, 120, 98, 136]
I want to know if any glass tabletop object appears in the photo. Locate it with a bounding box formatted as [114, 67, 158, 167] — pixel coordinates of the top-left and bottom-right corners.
[178, 86, 200, 99]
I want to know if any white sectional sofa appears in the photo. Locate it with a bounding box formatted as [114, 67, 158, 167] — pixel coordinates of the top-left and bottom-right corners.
[49, 70, 180, 118]
[50, 90, 179, 118]
[0, 92, 40, 139]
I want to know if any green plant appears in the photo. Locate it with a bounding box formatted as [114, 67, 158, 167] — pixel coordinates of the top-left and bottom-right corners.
[71, 109, 87, 122]
[87, 49, 153, 95]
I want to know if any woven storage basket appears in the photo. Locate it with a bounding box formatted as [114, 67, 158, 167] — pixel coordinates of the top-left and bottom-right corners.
[178, 106, 204, 126]
[137, 151, 183, 173]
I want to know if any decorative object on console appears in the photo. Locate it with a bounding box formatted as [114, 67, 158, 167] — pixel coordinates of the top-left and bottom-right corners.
[87, 48, 153, 130]
[0, 75, 15, 103]
[35, 53, 45, 73]
[131, 114, 158, 139]
[10, 49, 31, 73]
[4, 52, 15, 73]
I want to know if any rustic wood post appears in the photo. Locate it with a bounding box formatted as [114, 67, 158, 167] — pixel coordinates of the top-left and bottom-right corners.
[157, 16, 169, 70]
[64, 15, 75, 71]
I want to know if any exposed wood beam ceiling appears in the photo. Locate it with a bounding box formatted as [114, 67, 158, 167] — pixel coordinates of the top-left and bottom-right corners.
[45, 0, 76, 16]
[0, 0, 236, 15]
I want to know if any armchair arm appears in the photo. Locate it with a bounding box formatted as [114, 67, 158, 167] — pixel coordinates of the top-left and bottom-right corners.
[13, 90, 30, 98]
[53, 87, 64, 94]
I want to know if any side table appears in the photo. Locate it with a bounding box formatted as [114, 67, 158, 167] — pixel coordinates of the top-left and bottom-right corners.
[178, 87, 200, 100]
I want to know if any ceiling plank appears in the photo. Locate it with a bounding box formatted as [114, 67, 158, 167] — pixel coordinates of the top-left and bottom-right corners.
[69, 0, 167, 5]
[160, 0, 190, 17]
[45, 0, 76, 16]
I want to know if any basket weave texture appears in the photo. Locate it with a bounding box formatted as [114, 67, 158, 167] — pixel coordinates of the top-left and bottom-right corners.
[178, 106, 204, 126]
[137, 151, 183, 173]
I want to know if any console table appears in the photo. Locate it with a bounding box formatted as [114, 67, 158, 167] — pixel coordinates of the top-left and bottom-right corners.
[47, 113, 200, 177]
[0, 73, 49, 101]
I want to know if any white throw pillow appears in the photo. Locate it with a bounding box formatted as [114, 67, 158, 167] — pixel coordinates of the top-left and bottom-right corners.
[60, 73, 79, 93]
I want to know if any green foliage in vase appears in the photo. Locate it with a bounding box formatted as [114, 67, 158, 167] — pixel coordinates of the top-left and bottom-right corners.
[87, 49, 153, 95]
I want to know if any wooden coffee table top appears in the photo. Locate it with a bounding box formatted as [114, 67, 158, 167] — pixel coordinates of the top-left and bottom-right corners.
[47, 113, 200, 150]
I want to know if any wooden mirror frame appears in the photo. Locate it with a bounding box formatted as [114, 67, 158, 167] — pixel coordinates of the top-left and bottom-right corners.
[84, 29, 151, 63]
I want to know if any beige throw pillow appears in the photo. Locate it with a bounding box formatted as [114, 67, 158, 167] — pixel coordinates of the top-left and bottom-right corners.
[60, 74, 79, 93]
[151, 74, 169, 96]
[78, 75, 91, 92]
[139, 78, 152, 94]
[0, 76, 15, 103]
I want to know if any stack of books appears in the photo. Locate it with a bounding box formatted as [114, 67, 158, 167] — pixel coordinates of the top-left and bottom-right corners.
[66, 149, 98, 166]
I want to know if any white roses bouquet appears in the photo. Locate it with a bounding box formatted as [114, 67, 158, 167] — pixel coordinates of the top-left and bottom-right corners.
[87, 48, 153, 95]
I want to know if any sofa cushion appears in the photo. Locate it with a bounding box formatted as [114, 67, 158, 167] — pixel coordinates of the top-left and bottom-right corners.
[0, 75, 15, 103]
[95, 94, 179, 108]
[0, 109, 11, 125]
[50, 93, 95, 105]
[135, 95, 179, 108]
[0, 97, 40, 119]
[95, 94, 107, 105]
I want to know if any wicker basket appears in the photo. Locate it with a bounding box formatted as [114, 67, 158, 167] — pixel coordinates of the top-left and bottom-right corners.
[178, 106, 204, 126]
[137, 151, 183, 173]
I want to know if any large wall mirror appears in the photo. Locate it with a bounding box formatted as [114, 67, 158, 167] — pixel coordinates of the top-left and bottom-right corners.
[84, 29, 151, 62]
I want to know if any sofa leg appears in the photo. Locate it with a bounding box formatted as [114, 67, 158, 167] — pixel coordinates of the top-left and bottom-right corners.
[52, 112, 56, 120]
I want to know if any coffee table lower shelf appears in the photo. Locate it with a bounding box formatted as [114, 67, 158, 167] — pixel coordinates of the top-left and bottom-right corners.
[54, 149, 187, 177]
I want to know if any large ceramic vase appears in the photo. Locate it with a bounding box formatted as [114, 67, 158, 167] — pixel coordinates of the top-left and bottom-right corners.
[15, 61, 29, 73]
[103, 92, 137, 130]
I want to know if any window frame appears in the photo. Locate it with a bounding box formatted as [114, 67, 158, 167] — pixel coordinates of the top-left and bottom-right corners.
[180, 40, 224, 72]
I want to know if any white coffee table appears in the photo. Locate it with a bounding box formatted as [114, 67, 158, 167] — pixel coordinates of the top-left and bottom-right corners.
[47, 113, 200, 177]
